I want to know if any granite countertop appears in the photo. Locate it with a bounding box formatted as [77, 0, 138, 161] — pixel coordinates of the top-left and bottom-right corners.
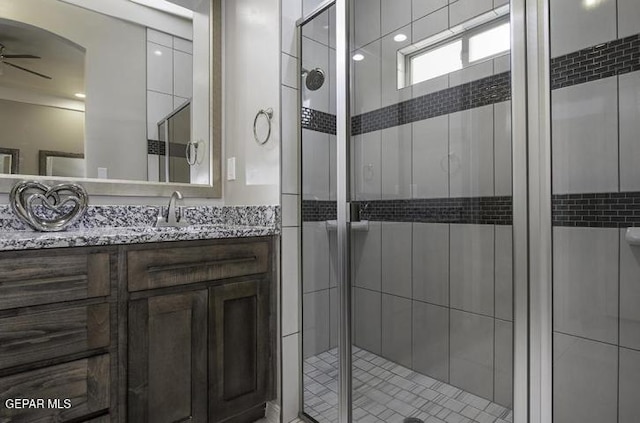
[0, 224, 278, 251]
[0, 205, 280, 251]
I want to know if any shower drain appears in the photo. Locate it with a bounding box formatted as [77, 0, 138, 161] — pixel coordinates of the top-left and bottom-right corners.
[403, 418, 424, 423]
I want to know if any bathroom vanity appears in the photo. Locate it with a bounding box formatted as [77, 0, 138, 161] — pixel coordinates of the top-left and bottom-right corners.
[0, 226, 277, 423]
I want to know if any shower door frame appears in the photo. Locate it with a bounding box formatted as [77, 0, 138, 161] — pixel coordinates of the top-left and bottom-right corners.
[295, 0, 553, 421]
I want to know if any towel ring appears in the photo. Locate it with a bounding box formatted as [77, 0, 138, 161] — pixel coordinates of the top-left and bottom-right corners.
[253, 108, 273, 145]
[185, 141, 198, 166]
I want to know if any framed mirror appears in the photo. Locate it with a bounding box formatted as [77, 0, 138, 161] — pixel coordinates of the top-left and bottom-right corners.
[38, 150, 84, 178]
[0, 147, 19, 174]
[0, 0, 221, 197]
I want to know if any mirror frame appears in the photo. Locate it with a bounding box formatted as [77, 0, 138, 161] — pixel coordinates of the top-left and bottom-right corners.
[0, 148, 20, 175]
[38, 150, 84, 176]
[0, 0, 222, 198]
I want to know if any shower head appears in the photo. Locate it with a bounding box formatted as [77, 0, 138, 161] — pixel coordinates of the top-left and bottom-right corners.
[302, 67, 325, 91]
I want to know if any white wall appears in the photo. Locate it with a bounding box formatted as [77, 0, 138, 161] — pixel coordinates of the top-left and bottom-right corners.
[0, 100, 84, 175]
[59, 0, 192, 40]
[223, 0, 281, 205]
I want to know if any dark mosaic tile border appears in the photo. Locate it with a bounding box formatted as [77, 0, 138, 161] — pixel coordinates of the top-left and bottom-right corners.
[147, 139, 166, 155]
[303, 191, 640, 228]
[352, 72, 511, 135]
[302, 197, 512, 225]
[301, 108, 337, 135]
[551, 33, 640, 90]
[301, 200, 337, 222]
[147, 140, 188, 158]
[552, 192, 640, 228]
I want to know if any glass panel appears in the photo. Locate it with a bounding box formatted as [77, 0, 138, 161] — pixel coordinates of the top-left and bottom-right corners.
[548, 0, 638, 422]
[300, 5, 338, 422]
[350, 1, 514, 422]
[469, 23, 510, 62]
[411, 40, 463, 84]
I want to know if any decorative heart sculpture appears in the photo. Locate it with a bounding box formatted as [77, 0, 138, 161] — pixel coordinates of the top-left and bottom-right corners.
[10, 181, 88, 232]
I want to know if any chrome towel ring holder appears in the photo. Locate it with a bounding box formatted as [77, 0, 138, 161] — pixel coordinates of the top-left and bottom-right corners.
[253, 108, 273, 145]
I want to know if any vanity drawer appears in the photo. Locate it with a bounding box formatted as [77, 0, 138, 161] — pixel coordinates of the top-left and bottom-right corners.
[128, 240, 270, 291]
[0, 250, 111, 311]
[0, 303, 110, 370]
[0, 354, 110, 422]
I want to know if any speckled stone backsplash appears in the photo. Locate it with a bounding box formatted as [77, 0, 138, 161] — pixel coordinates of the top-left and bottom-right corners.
[0, 204, 280, 231]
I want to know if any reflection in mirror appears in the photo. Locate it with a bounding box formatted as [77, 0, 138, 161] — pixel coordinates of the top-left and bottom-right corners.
[0, 148, 19, 174]
[0, 0, 212, 186]
[39, 150, 84, 178]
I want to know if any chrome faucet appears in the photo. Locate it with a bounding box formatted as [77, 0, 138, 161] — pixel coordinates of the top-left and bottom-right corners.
[155, 191, 189, 227]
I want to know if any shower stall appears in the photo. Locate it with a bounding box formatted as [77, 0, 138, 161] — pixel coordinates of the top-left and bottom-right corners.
[297, 1, 640, 422]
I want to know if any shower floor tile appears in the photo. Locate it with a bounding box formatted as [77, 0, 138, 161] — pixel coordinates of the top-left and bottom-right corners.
[303, 347, 513, 423]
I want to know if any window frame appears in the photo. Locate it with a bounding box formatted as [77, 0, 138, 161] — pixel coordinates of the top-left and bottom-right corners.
[405, 15, 510, 87]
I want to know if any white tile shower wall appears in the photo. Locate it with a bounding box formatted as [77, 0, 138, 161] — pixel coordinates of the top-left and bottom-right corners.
[381, 294, 413, 368]
[381, 222, 412, 298]
[412, 300, 449, 382]
[449, 309, 494, 401]
[412, 223, 449, 306]
[449, 105, 495, 198]
[620, 228, 640, 351]
[412, 116, 449, 199]
[303, 289, 331, 358]
[618, 0, 640, 38]
[412, 0, 447, 21]
[551, 77, 618, 195]
[552, 226, 619, 345]
[302, 129, 330, 200]
[381, 124, 412, 199]
[550, 0, 617, 58]
[549, 4, 640, 421]
[619, 71, 640, 192]
[449, 224, 495, 317]
[619, 347, 640, 423]
[553, 332, 618, 423]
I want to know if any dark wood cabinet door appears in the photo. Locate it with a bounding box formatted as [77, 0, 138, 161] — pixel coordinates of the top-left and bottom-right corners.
[209, 279, 271, 422]
[128, 291, 208, 423]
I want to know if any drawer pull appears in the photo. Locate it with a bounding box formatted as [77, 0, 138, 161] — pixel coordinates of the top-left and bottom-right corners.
[146, 256, 257, 273]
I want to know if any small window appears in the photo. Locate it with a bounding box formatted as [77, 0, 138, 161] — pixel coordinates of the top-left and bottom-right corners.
[411, 40, 463, 85]
[400, 10, 510, 88]
[469, 22, 510, 63]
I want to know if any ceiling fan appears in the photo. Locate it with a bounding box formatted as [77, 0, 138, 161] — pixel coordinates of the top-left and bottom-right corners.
[0, 43, 52, 80]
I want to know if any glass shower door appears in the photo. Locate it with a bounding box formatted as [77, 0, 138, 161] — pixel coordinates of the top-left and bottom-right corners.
[300, 0, 524, 422]
[348, 0, 515, 422]
[299, 3, 340, 422]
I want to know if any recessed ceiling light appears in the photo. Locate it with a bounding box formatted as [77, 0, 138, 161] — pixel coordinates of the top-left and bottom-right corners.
[582, 0, 603, 8]
[154, 50, 163, 56]
[74, 93, 86, 99]
[352, 53, 365, 61]
[393, 33, 408, 42]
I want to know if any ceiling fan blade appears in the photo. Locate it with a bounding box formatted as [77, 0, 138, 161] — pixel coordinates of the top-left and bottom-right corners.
[4, 62, 52, 80]
[4, 54, 41, 59]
